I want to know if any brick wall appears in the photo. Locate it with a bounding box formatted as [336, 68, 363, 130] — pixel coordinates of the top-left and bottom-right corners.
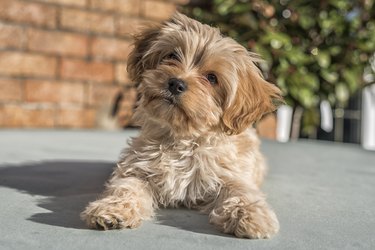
[0, 0, 185, 128]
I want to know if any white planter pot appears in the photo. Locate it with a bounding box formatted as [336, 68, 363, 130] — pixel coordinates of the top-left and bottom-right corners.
[276, 105, 293, 142]
[362, 84, 375, 151]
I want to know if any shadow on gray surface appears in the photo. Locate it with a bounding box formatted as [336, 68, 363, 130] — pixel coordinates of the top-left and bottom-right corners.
[0, 161, 228, 237]
[156, 209, 231, 237]
[0, 161, 114, 229]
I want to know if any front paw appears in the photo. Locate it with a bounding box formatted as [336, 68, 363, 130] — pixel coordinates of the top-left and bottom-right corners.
[209, 197, 279, 239]
[81, 196, 143, 230]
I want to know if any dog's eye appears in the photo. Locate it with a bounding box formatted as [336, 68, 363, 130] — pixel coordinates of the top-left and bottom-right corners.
[165, 52, 179, 61]
[206, 73, 218, 85]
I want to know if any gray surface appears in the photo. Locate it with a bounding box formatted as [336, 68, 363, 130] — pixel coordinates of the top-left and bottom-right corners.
[0, 130, 374, 250]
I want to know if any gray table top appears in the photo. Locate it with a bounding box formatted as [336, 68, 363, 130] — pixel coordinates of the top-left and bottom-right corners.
[0, 130, 374, 250]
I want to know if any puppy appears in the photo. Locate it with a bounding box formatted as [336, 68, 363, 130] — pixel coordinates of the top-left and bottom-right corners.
[81, 12, 282, 239]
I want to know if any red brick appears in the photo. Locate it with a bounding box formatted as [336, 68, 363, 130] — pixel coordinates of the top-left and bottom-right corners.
[116, 17, 156, 37]
[60, 58, 114, 82]
[0, 79, 22, 102]
[90, 93, 123, 129]
[143, 0, 176, 21]
[90, 0, 141, 16]
[90, 0, 116, 11]
[25, 80, 85, 104]
[0, 105, 55, 128]
[0, 51, 57, 77]
[0, 23, 25, 49]
[57, 107, 96, 128]
[28, 29, 88, 57]
[116, 0, 141, 16]
[120, 87, 137, 108]
[36, 0, 86, 7]
[60, 8, 115, 35]
[91, 37, 132, 61]
[115, 62, 131, 84]
[88, 84, 120, 106]
[89, 85, 137, 128]
[170, 0, 189, 4]
[0, 0, 56, 28]
[117, 87, 137, 127]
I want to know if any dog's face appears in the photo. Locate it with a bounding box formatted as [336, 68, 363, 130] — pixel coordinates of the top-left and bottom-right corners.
[127, 13, 282, 137]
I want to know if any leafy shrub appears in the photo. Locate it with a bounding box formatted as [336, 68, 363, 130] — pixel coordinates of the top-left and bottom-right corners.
[183, 0, 375, 135]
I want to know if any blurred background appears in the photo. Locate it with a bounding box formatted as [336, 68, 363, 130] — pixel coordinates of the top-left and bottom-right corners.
[0, 0, 374, 149]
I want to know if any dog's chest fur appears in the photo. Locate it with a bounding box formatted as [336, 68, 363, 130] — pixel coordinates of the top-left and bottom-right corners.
[119, 135, 236, 208]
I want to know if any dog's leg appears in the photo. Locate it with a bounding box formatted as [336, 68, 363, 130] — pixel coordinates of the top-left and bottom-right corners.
[81, 176, 155, 230]
[209, 181, 279, 239]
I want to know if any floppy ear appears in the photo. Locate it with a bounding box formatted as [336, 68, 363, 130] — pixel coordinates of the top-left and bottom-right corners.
[126, 24, 161, 83]
[222, 60, 283, 135]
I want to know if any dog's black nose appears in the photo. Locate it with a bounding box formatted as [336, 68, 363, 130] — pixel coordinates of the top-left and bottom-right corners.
[168, 78, 187, 95]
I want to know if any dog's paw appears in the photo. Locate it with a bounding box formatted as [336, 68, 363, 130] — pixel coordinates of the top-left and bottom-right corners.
[81, 196, 143, 230]
[234, 203, 279, 239]
[209, 197, 279, 239]
[90, 213, 127, 230]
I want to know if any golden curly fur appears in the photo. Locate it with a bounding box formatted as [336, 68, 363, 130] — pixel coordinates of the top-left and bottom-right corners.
[81, 12, 282, 239]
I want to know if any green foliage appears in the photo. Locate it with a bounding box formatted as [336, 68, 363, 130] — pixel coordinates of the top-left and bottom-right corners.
[183, 0, 375, 135]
